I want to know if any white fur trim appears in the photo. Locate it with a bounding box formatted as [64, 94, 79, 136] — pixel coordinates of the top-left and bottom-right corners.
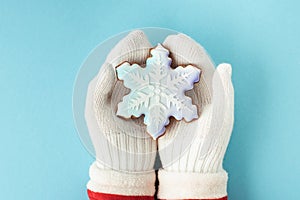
[158, 169, 228, 199]
[87, 162, 156, 196]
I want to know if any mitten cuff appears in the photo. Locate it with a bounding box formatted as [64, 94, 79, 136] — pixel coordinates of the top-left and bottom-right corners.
[87, 162, 156, 196]
[158, 169, 228, 199]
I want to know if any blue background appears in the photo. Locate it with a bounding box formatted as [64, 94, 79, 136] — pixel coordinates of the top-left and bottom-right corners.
[1, 0, 299, 199]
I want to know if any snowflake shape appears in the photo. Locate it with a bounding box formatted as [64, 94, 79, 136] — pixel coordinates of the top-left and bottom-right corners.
[116, 44, 201, 139]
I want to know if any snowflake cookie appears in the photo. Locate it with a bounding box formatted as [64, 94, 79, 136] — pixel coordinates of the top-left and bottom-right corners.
[116, 44, 201, 139]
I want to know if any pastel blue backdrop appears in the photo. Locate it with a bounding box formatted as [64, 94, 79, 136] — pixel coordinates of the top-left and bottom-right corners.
[0, 1, 299, 200]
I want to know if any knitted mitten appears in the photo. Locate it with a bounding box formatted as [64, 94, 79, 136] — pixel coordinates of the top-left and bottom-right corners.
[85, 30, 157, 200]
[158, 34, 234, 200]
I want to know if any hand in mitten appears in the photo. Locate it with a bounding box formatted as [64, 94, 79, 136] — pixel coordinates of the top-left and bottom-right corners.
[85, 31, 157, 200]
[158, 34, 234, 200]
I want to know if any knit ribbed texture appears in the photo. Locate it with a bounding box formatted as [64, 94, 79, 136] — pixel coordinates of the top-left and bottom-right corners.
[158, 34, 234, 199]
[85, 31, 234, 199]
[85, 31, 157, 196]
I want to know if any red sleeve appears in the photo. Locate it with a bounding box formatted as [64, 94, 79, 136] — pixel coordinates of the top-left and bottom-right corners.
[87, 190, 154, 200]
[160, 197, 227, 200]
[185, 197, 227, 200]
[88, 189, 227, 200]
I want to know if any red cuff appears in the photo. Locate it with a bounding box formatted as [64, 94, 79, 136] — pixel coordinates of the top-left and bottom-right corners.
[161, 197, 227, 200]
[87, 190, 154, 200]
[88, 190, 227, 200]
[186, 197, 227, 200]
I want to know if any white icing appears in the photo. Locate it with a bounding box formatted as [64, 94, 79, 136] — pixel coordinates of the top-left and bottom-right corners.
[116, 44, 200, 139]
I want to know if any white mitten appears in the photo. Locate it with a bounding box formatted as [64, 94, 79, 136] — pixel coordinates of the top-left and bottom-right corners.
[158, 34, 234, 199]
[85, 30, 157, 198]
